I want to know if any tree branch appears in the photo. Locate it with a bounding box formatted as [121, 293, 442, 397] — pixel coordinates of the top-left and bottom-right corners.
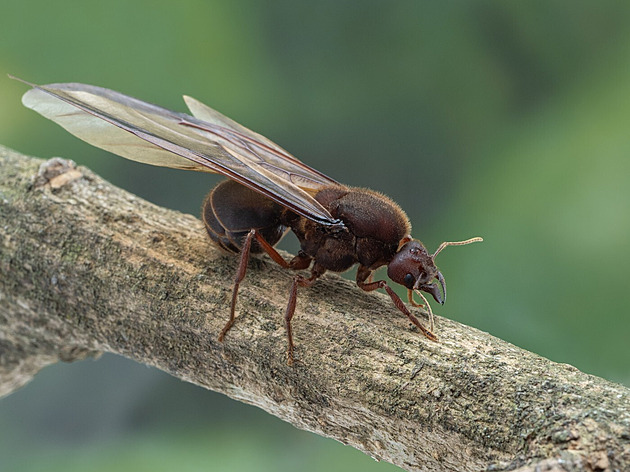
[1, 145, 628, 472]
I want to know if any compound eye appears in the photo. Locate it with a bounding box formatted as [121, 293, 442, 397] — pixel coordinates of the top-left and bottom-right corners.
[403, 273, 415, 289]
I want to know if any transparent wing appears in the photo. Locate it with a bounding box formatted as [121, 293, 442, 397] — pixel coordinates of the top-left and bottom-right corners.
[16, 77, 342, 227]
[182, 95, 336, 190]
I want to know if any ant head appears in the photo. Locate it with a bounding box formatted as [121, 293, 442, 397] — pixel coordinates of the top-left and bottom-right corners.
[387, 239, 445, 304]
[387, 236, 483, 305]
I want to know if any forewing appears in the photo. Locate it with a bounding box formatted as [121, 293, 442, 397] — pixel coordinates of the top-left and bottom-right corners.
[184, 95, 291, 157]
[23, 85, 217, 172]
[17, 78, 341, 226]
[183, 95, 337, 191]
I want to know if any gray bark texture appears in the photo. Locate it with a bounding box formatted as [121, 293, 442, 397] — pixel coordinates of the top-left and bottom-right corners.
[1, 145, 629, 472]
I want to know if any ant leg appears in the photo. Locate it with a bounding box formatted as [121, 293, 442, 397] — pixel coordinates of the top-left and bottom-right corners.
[219, 229, 256, 342]
[356, 265, 437, 341]
[219, 229, 312, 342]
[284, 264, 325, 365]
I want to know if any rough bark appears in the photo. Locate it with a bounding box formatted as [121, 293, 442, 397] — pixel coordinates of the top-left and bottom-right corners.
[1, 145, 629, 472]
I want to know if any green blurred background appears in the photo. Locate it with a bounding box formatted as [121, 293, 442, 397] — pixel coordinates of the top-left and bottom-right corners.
[2, 1, 630, 471]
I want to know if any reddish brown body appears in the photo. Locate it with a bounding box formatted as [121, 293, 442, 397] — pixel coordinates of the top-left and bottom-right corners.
[204, 179, 450, 364]
[17, 77, 482, 365]
[204, 180, 409, 271]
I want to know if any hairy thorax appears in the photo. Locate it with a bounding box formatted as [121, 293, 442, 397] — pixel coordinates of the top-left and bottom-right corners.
[286, 185, 411, 273]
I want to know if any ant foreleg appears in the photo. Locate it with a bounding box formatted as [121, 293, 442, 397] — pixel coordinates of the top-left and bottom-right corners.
[356, 265, 438, 341]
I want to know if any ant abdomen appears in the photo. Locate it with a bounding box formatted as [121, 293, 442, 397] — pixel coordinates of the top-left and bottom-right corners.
[202, 179, 287, 253]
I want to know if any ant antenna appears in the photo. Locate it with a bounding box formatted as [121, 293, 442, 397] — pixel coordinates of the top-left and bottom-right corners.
[413, 290, 435, 333]
[432, 237, 483, 260]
